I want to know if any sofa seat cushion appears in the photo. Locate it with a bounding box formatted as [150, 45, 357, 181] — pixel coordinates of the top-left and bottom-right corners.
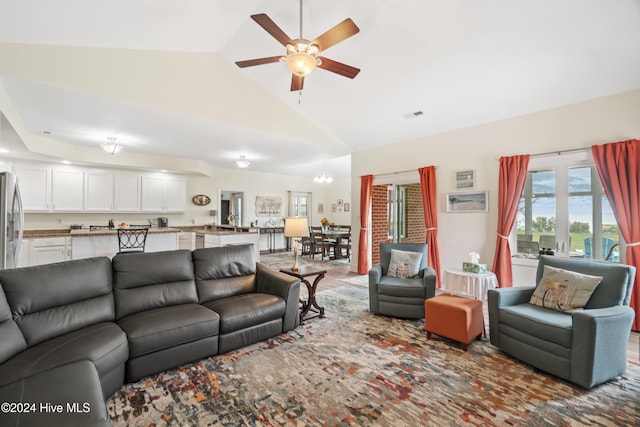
[378, 276, 425, 298]
[500, 303, 573, 347]
[0, 322, 128, 387]
[203, 293, 285, 334]
[118, 303, 220, 358]
[0, 360, 110, 427]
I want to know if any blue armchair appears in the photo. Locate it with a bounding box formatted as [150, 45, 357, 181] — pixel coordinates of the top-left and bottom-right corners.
[488, 255, 635, 388]
[368, 243, 437, 319]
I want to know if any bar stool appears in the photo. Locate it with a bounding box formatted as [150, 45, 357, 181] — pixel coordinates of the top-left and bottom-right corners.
[117, 227, 149, 253]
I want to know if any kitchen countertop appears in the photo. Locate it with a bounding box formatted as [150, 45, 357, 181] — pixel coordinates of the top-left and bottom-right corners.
[24, 228, 183, 238]
[70, 227, 183, 237]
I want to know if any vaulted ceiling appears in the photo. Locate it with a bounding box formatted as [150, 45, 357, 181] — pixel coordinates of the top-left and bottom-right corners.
[1, 0, 639, 177]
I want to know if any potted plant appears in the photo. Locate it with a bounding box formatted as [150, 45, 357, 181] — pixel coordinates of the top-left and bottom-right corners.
[320, 217, 330, 233]
[226, 214, 237, 226]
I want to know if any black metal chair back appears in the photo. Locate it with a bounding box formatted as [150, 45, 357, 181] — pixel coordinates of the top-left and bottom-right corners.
[117, 227, 149, 253]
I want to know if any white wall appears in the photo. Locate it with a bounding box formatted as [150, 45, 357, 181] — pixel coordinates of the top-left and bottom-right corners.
[351, 89, 640, 276]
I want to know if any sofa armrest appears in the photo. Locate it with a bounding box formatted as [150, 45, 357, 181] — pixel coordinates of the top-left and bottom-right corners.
[487, 287, 536, 346]
[422, 267, 437, 299]
[571, 305, 635, 388]
[256, 263, 301, 331]
[368, 265, 382, 313]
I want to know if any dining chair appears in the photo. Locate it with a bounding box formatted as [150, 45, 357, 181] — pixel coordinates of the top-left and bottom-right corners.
[310, 226, 335, 260]
[117, 227, 149, 253]
[336, 227, 352, 261]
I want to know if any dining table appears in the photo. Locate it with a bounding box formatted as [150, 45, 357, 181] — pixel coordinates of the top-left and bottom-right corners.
[322, 229, 351, 259]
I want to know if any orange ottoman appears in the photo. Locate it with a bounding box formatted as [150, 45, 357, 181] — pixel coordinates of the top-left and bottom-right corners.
[425, 294, 484, 351]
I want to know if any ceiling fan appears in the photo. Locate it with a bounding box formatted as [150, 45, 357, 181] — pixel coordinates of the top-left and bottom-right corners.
[235, 0, 360, 91]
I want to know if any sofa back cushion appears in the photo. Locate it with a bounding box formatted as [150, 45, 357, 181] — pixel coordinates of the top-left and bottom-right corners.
[112, 249, 198, 319]
[0, 285, 27, 363]
[536, 255, 636, 309]
[193, 245, 257, 303]
[0, 257, 115, 347]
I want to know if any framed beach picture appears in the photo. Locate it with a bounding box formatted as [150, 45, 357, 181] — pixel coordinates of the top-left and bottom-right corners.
[446, 191, 488, 213]
[455, 170, 475, 189]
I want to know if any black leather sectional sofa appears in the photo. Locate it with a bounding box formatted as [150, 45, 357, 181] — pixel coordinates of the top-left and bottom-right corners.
[0, 244, 300, 426]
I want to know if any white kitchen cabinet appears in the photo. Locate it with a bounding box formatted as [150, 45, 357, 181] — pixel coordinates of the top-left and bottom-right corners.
[15, 167, 50, 211]
[114, 173, 142, 212]
[51, 170, 84, 211]
[178, 232, 195, 250]
[15, 166, 84, 212]
[84, 171, 114, 212]
[29, 237, 71, 266]
[141, 175, 186, 213]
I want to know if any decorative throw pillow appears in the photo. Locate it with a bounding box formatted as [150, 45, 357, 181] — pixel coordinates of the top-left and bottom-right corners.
[387, 249, 423, 278]
[529, 265, 603, 312]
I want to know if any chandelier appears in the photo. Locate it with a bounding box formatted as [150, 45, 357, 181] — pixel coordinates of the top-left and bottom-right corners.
[235, 155, 250, 169]
[313, 171, 333, 183]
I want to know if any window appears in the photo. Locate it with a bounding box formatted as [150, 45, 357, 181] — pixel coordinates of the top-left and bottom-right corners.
[515, 153, 620, 262]
[291, 192, 310, 219]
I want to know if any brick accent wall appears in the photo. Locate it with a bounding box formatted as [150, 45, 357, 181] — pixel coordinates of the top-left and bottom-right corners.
[371, 184, 391, 265]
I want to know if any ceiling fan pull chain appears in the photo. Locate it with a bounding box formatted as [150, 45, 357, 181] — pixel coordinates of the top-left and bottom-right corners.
[298, 90, 303, 105]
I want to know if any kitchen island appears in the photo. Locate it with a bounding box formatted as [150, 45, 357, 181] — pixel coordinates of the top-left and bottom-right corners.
[195, 229, 260, 262]
[70, 227, 181, 259]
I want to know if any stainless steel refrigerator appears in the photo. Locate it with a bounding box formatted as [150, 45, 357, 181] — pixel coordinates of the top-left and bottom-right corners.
[0, 172, 24, 269]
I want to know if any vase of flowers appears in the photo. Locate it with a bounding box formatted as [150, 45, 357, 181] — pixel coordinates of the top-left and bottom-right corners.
[320, 217, 330, 233]
[226, 214, 237, 226]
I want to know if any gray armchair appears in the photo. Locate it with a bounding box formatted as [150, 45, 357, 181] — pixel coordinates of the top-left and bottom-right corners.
[369, 243, 437, 319]
[488, 255, 636, 388]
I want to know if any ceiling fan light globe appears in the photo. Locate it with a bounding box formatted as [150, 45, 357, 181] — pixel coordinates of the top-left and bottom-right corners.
[286, 52, 317, 77]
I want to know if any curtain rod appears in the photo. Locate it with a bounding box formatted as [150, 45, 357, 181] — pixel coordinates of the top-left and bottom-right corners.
[530, 147, 590, 158]
[497, 147, 590, 160]
[370, 166, 440, 178]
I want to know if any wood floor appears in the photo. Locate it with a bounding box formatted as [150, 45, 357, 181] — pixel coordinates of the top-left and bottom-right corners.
[302, 264, 640, 363]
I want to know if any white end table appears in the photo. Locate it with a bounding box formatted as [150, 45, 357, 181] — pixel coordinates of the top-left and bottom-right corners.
[442, 268, 498, 301]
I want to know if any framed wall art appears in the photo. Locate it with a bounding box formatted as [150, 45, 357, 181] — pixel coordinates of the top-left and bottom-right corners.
[344, 202, 350, 212]
[455, 169, 475, 189]
[255, 196, 283, 217]
[446, 191, 488, 213]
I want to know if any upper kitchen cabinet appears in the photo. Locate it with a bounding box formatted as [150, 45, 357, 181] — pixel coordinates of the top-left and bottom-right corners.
[114, 173, 142, 212]
[16, 166, 84, 212]
[141, 175, 186, 213]
[51, 170, 84, 211]
[84, 170, 114, 212]
[15, 166, 50, 211]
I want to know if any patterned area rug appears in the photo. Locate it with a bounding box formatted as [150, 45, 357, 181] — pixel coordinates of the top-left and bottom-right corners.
[340, 274, 369, 287]
[259, 251, 351, 271]
[107, 286, 640, 426]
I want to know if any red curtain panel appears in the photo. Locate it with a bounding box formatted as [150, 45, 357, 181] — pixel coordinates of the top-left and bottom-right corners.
[491, 155, 530, 287]
[592, 139, 640, 330]
[358, 175, 374, 274]
[419, 166, 442, 287]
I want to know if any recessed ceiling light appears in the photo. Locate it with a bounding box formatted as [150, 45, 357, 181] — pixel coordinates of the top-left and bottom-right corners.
[61, 160, 71, 164]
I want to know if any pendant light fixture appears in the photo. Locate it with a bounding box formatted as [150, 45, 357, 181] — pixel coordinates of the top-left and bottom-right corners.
[235, 155, 250, 169]
[313, 161, 333, 183]
[101, 137, 121, 155]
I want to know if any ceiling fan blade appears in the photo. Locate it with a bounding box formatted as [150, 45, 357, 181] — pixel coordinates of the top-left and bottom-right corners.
[251, 14, 293, 47]
[290, 75, 305, 91]
[235, 56, 282, 68]
[317, 57, 360, 79]
[311, 18, 360, 52]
